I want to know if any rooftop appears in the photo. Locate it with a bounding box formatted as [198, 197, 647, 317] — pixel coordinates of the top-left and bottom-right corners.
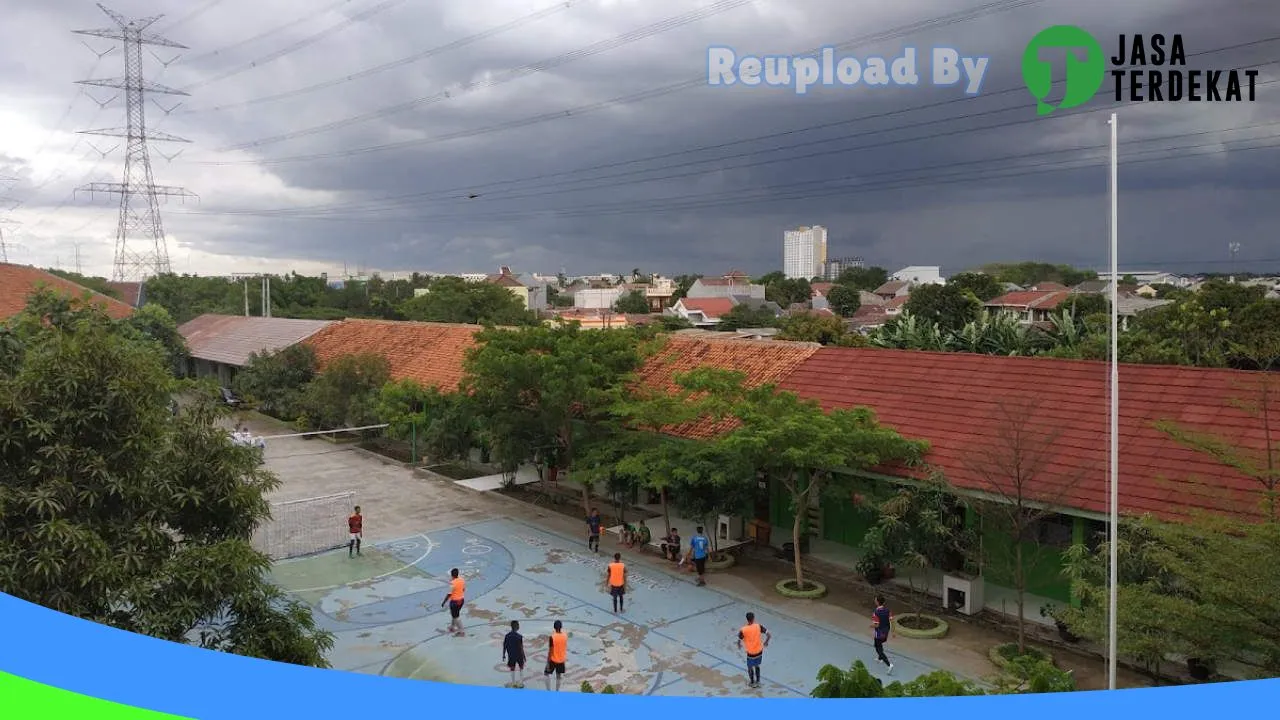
[675, 297, 736, 319]
[985, 289, 1072, 310]
[178, 314, 335, 367]
[305, 319, 481, 393]
[0, 263, 134, 321]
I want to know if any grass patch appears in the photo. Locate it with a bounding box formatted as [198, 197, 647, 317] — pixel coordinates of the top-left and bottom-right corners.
[996, 643, 1048, 663]
[359, 438, 415, 464]
[428, 462, 487, 480]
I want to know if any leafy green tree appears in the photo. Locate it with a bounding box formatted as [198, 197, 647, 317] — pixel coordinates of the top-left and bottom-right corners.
[823, 284, 861, 316]
[716, 303, 779, 331]
[777, 313, 864, 346]
[1228, 299, 1280, 369]
[44, 269, 122, 299]
[298, 352, 391, 430]
[983, 262, 1096, 288]
[903, 284, 981, 333]
[233, 344, 319, 421]
[143, 273, 241, 324]
[764, 277, 812, 308]
[119, 303, 189, 376]
[670, 274, 702, 301]
[1066, 293, 1109, 318]
[835, 266, 889, 292]
[990, 657, 1078, 694]
[861, 475, 972, 610]
[656, 315, 693, 331]
[0, 291, 333, 667]
[948, 272, 1004, 301]
[811, 661, 888, 698]
[613, 290, 651, 314]
[398, 276, 537, 326]
[871, 312, 948, 351]
[376, 381, 479, 465]
[712, 378, 928, 591]
[462, 324, 652, 510]
[1061, 514, 1280, 679]
[547, 287, 574, 308]
[887, 669, 986, 697]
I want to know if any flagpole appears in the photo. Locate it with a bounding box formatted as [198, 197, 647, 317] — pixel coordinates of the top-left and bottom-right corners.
[1107, 111, 1119, 691]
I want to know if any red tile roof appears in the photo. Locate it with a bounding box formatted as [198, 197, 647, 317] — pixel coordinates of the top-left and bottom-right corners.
[850, 306, 890, 326]
[179, 314, 335, 366]
[635, 336, 820, 439]
[985, 289, 1071, 310]
[885, 295, 910, 309]
[777, 347, 1275, 522]
[676, 297, 735, 319]
[104, 281, 143, 307]
[305, 319, 480, 392]
[874, 281, 908, 295]
[1031, 281, 1068, 291]
[0, 263, 134, 321]
[810, 282, 835, 297]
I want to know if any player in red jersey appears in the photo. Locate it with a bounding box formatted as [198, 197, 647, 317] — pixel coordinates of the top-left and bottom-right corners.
[348, 506, 363, 558]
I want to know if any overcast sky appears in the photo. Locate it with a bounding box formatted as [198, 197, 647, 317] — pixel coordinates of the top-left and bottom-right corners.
[2, 0, 1278, 280]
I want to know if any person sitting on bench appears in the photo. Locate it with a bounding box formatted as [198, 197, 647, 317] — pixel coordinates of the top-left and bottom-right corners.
[661, 528, 681, 561]
[635, 519, 652, 549]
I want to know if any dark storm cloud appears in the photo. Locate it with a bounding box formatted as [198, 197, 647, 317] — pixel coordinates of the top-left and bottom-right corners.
[3, 0, 1279, 278]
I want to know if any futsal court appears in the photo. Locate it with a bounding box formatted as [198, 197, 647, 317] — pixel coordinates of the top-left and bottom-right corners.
[268, 515, 944, 696]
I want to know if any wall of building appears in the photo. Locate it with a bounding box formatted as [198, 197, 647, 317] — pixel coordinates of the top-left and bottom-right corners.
[189, 358, 237, 387]
[574, 288, 623, 309]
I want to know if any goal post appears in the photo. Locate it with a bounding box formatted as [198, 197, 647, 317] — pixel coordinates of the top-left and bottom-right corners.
[254, 491, 358, 560]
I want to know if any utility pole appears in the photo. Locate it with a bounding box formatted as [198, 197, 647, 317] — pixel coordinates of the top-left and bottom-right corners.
[0, 219, 17, 263]
[73, 243, 83, 274]
[73, 4, 196, 282]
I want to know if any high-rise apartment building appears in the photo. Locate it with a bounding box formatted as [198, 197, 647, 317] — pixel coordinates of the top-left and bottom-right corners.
[783, 225, 827, 280]
[823, 256, 864, 280]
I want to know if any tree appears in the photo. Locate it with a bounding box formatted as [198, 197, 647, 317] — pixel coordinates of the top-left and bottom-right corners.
[398, 276, 536, 326]
[0, 291, 333, 666]
[871, 312, 948, 352]
[764, 277, 812, 308]
[613, 290, 651, 314]
[903, 284, 981, 333]
[982, 262, 1096, 288]
[232, 344, 319, 420]
[462, 324, 652, 511]
[835, 266, 889, 292]
[1061, 513, 1280, 680]
[777, 313, 864, 346]
[1065, 292, 1109, 319]
[670, 274, 702, 301]
[297, 352, 391, 430]
[715, 380, 927, 591]
[118, 303, 189, 376]
[824, 284, 861, 316]
[959, 399, 1089, 655]
[716, 303, 778, 331]
[376, 381, 478, 465]
[948, 272, 1004, 301]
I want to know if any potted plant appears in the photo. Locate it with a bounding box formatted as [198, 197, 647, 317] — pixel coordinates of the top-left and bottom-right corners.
[856, 553, 886, 585]
[1039, 604, 1080, 643]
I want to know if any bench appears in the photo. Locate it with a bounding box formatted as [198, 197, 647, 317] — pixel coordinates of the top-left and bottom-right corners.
[606, 520, 751, 559]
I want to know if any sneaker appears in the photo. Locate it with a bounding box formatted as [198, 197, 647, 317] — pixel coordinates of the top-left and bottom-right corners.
[886, 663, 894, 675]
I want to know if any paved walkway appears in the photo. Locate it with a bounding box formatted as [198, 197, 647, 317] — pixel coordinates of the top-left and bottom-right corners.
[241, 413, 1149, 691]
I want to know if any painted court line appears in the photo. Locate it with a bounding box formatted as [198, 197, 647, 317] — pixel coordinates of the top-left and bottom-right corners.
[288, 533, 437, 594]
[486, 517, 951, 675]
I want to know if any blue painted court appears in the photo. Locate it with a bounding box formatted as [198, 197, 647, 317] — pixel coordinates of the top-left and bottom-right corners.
[270, 518, 941, 696]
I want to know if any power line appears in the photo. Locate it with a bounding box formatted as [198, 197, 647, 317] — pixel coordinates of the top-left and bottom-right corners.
[179, 0, 412, 92]
[194, 0, 1045, 163]
[177, 0, 592, 114]
[171, 131, 1280, 225]
[186, 50, 1280, 217]
[214, 0, 758, 152]
[158, 0, 224, 33]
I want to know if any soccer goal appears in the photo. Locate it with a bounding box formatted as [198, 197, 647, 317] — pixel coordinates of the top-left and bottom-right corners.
[254, 491, 358, 560]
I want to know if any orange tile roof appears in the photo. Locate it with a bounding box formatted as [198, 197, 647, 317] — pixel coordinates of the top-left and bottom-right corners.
[810, 282, 835, 296]
[636, 335, 820, 439]
[304, 319, 481, 392]
[986, 289, 1071, 310]
[676, 297, 735, 319]
[0, 263, 134, 321]
[778, 347, 1276, 523]
[104, 281, 143, 307]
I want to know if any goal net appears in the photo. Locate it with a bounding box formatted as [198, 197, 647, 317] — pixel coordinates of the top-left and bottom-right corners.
[254, 491, 358, 560]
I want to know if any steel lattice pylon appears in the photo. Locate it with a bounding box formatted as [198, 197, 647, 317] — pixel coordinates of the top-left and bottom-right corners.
[73, 4, 196, 282]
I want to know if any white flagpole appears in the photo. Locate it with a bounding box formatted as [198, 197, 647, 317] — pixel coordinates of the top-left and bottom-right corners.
[1107, 112, 1120, 691]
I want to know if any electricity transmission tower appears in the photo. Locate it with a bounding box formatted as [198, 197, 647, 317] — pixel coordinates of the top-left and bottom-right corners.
[0, 219, 17, 263]
[73, 4, 196, 282]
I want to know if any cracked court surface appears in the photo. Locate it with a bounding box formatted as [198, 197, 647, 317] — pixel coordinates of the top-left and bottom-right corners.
[270, 518, 941, 696]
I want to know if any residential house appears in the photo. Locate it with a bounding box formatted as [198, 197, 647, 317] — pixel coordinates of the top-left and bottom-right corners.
[984, 289, 1072, 325]
[668, 297, 735, 327]
[1094, 270, 1188, 287]
[686, 269, 765, 301]
[0, 263, 134, 322]
[847, 305, 891, 333]
[809, 282, 835, 312]
[574, 287, 624, 310]
[674, 327, 780, 341]
[1135, 284, 1159, 298]
[1029, 281, 1067, 292]
[1070, 280, 1137, 296]
[486, 266, 546, 311]
[547, 308, 645, 329]
[871, 280, 910, 302]
[889, 266, 945, 285]
[178, 314, 335, 388]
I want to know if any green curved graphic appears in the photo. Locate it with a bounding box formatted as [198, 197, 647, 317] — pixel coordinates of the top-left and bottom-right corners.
[0, 670, 193, 719]
[1022, 25, 1106, 115]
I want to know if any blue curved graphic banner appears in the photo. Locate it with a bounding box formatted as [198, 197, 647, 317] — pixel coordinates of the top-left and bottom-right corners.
[1, 590, 1278, 717]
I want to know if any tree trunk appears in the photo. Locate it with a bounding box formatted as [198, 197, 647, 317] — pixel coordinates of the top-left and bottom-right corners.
[792, 495, 806, 590]
[1015, 541, 1026, 654]
[661, 487, 671, 534]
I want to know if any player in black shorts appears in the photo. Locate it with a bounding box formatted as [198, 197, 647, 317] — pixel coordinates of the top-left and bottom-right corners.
[502, 620, 526, 688]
